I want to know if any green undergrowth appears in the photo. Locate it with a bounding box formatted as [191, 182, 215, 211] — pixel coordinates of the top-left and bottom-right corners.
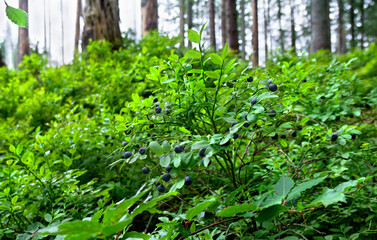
[0, 28, 376, 239]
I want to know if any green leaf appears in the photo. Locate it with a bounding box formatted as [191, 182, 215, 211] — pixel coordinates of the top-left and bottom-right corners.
[188, 29, 200, 43]
[210, 54, 223, 65]
[279, 138, 288, 147]
[199, 23, 207, 36]
[149, 141, 163, 155]
[63, 154, 72, 167]
[150, 67, 159, 76]
[56, 220, 102, 237]
[274, 177, 294, 198]
[222, 43, 229, 59]
[205, 71, 220, 79]
[9, 144, 16, 154]
[300, 117, 310, 125]
[123, 232, 151, 240]
[185, 49, 202, 59]
[6, 6, 28, 28]
[191, 140, 208, 150]
[159, 155, 171, 167]
[11, 195, 18, 204]
[132, 191, 178, 217]
[16, 144, 23, 156]
[311, 180, 358, 207]
[256, 205, 288, 222]
[103, 186, 149, 226]
[186, 199, 216, 220]
[286, 176, 326, 201]
[162, 141, 171, 153]
[216, 203, 256, 217]
[44, 214, 52, 223]
[179, 126, 191, 134]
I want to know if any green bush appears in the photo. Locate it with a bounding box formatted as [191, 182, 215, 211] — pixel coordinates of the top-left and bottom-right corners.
[1, 27, 376, 239]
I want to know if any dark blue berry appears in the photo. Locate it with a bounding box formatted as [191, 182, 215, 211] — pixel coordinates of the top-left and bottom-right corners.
[162, 173, 171, 182]
[251, 98, 257, 105]
[269, 83, 278, 92]
[123, 151, 132, 159]
[233, 132, 239, 139]
[174, 145, 184, 153]
[199, 148, 206, 157]
[166, 166, 173, 172]
[184, 176, 193, 186]
[139, 148, 146, 154]
[155, 106, 162, 114]
[142, 167, 150, 174]
[157, 184, 166, 193]
[331, 134, 338, 141]
[267, 110, 276, 117]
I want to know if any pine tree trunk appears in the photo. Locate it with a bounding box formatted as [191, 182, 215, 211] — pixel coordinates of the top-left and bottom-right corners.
[337, 0, 346, 54]
[74, 0, 82, 53]
[141, 0, 158, 37]
[252, 0, 258, 66]
[18, 0, 30, 64]
[221, 0, 227, 47]
[350, 0, 356, 48]
[187, 0, 193, 48]
[226, 0, 239, 52]
[264, 0, 268, 62]
[277, 0, 284, 52]
[209, 0, 216, 51]
[290, 0, 296, 52]
[310, 0, 331, 52]
[180, 0, 185, 48]
[240, 0, 246, 59]
[82, 0, 121, 50]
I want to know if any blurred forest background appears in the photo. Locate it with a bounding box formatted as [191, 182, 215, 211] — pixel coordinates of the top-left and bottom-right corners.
[1, 0, 376, 68]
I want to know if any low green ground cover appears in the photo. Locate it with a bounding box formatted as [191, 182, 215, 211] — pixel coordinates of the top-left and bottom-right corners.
[0, 29, 376, 239]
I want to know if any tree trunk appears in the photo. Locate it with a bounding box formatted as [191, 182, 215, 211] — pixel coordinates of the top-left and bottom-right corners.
[82, 0, 121, 50]
[264, 0, 268, 62]
[337, 0, 346, 54]
[187, 0, 193, 47]
[252, 0, 258, 66]
[226, 0, 239, 52]
[350, 0, 356, 48]
[209, 0, 216, 51]
[240, 0, 246, 59]
[277, 0, 284, 52]
[310, 0, 331, 52]
[268, 0, 272, 57]
[221, 0, 227, 47]
[18, 0, 30, 64]
[0, 50, 5, 67]
[290, 0, 296, 52]
[359, 0, 364, 48]
[141, 0, 158, 37]
[74, 0, 82, 53]
[180, 0, 185, 48]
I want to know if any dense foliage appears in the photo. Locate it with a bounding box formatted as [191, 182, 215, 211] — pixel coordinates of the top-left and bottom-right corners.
[0, 28, 376, 239]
